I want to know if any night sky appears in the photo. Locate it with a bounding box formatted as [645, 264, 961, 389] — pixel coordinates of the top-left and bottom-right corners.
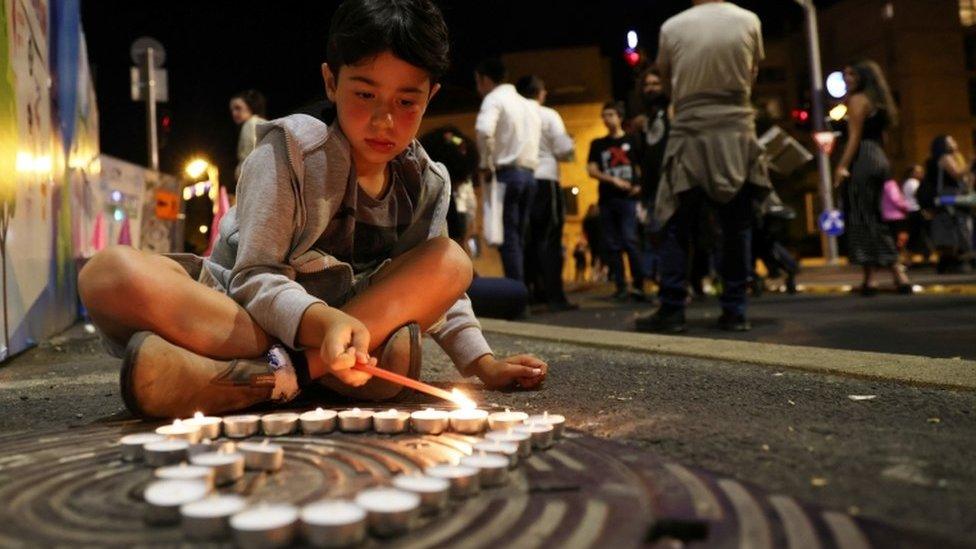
[79, 0, 838, 190]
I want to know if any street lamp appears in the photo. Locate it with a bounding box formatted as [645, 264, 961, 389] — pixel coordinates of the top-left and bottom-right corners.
[183, 157, 220, 212]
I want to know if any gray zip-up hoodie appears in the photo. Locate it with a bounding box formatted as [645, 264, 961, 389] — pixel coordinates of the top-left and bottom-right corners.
[204, 114, 492, 372]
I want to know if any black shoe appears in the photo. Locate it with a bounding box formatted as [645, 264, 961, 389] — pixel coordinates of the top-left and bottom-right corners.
[785, 274, 798, 295]
[548, 301, 580, 312]
[635, 307, 687, 333]
[896, 283, 914, 295]
[717, 312, 751, 331]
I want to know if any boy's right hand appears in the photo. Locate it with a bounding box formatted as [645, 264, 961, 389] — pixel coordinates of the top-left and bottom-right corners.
[309, 306, 375, 387]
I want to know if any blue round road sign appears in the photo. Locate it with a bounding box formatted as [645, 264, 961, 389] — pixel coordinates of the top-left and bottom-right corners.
[818, 209, 845, 236]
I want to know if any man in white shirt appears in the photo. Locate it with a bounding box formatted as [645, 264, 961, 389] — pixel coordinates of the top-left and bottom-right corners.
[475, 58, 542, 282]
[516, 75, 577, 311]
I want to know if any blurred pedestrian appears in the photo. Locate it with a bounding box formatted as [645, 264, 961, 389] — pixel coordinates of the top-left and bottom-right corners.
[229, 89, 268, 180]
[419, 126, 480, 254]
[582, 204, 608, 282]
[573, 239, 588, 283]
[881, 177, 911, 259]
[901, 164, 932, 265]
[631, 66, 671, 282]
[918, 135, 974, 273]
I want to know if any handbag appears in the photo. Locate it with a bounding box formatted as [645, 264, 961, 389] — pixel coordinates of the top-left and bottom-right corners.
[929, 166, 972, 254]
[481, 171, 505, 247]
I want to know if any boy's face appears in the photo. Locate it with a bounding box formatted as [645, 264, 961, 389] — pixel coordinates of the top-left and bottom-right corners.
[601, 109, 621, 132]
[323, 51, 440, 168]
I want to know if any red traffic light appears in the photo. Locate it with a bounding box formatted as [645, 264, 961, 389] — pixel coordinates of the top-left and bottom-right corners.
[791, 109, 810, 123]
[161, 115, 171, 130]
[624, 48, 640, 67]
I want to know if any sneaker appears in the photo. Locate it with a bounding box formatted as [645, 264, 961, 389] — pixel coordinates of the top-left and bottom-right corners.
[717, 312, 751, 332]
[317, 323, 421, 402]
[635, 307, 687, 333]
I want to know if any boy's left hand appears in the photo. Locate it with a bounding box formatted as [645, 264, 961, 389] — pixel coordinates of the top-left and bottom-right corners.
[470, 354, 548, 390]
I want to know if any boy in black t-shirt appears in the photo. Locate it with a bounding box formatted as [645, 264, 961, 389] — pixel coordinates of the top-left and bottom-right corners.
[586, 101, 646, 301]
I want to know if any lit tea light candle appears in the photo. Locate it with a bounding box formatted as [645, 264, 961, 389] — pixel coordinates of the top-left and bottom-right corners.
[449, 408, 489, 434]
[238, 440, 285, 472]
[514, 422, 555, 450]
[261, 412, 300, 436]
[299, 408, 338, 434]
[410, 408, 449, 434]
[460, 451, 509, 487]
[300, 499, 367, 548]
[472, 440, 520, 468]
[373, 409, 410, 434]
[190, 450, 245, 485]
[354, 487, 421, 537]
[338, 408, 374, 432]
[155, 463, 216, 490]
[487, 408, 528, 431]
[527, 411, 566, 438]
[118, 433, 165, 461]
[424, 464, 480, 498]
[392, 474, 450, 514]
[230, 503, 299, 549]
[144, 439, 190, 467]
[155, 419, 203, 443]
[485, 429, 533, 458]
[223, 414, 261, 438]
[185, 412, 222, 440]
[143, 478, 210, 525]
[180, 494, 247, 541]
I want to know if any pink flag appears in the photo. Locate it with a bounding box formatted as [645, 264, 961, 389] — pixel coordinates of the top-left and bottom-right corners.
[91, 211, 106, 252]
[117, 215, 132, 246]
[204, 186, 230, 256]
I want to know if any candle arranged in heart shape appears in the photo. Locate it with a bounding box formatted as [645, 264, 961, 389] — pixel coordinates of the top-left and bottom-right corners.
[514, 421, 555, 450]
[373, 409, 410, 434]
[449, 408, 489, 434]
[460, 451, 509, 487]
[392, 474, 450, 514]
[184, 411, 222, 440]
[261, 412, 300, 436]
[487, 408, 528, 431]
[231, 504, 299, 549]
[143, 478, 211, 525]
[472, 440, 520, 468]
[223, 415, 261, 438]
[527, 411, 566, 438]
[155, 463, 216, 490]
[190, 450, 245, 485]
[354, 487, 421, 537]
[155, 419, 203, 444]
[299, 408, 337, 434]
[144, 439, 190, 467]
[119, 432, 165, 461]
[424, 464, 480, 498]
[485, 428, 533, 458]
[237, 439, 285, 472]
[410, 408, 449, 435]
[300, 499, 367, 548]
[180, 494, 247, 542]
[338, 408, 374, 433]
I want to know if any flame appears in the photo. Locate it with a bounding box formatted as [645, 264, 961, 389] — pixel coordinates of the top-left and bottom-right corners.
[451, 389, 477, 410]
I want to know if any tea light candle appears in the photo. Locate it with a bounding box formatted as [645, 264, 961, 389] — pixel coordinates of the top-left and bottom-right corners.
[181, 494, 247, 541]
[261, 412, 300, 436]
[373, 409, 410, 434]
[155, 463, 216, 490]
[425, 464, 480, 498]
[410, 408, 449, 434]
[155, 419, 203, 443]
[460, 451, 509, 487]
[231, 504, 299, 549]
[472, 440, 520, 468]
[300, 499, 367, 548]
[300, 408, 338, 434]
[338, 408, 374, 432]
[118, 433, 165, 461]
[527, 411, 566, 438]
[238, 440, 285, 472]
[143, 478, 210, 525]
[485, 428, 533, 458]
[144, 439, 190, 467]
[223, 414, 261, 438]
[190, 451, 245, 485]
[392, 474, 450, 514]
[515, 422, 555, 450]
[354, 487, 421, 537]
[185, 412, 222, 440]
[487, 408, 528, 431]
[449, 408, 489, 434]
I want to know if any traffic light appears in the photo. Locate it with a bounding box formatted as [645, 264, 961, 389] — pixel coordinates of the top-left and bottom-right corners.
[158, 108, 172, 149]
[624, 49, 640, 67]
[791, 107, 812, 130]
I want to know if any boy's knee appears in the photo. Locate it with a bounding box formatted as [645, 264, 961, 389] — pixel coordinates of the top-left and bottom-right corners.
[429, 237, 473, 293]
[79, 246, 144, 305]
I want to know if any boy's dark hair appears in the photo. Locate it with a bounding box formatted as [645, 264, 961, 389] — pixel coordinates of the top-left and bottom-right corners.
[327, 0, 450, 82]
[515, 75, 545, 100]
[475, 57, 506, 83]
[232, 89, 267, 118]
[602, 101, 625, 118]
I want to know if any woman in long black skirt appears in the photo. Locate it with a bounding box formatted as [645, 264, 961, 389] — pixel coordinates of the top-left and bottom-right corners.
[833, 60, 911, 295]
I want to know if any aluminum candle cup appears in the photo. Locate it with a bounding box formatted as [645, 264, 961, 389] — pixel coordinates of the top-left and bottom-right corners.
[261, 412, 300, 436]
[486, 409, 528, 431]
[238, 440, 285, 472]
[372, 409, 410, 434]
[143, 440, 190, 466]
[190, 451, 245, 485]
[300, 499, 368, 548]
[119, 433, 165, 461]
[354, 487, 421, 537]
[527, 412, 566, 439]
[180, 494, 247, 541]
[143, 479, 210, 525]
[187, 439, 236, 458]
[448, 409, 489, 434]
[155, 419, 203, 443]
[231, 504, 299, 549]
[410, 408, 449, 435]
[338, 408, 374, 432]
[424, 464, 481, 498]
[460, 452, 510, 487]
[223, 415, 261, 438]
[472, 440, 520, 468]
[155, 463, 216, 490]
[299, 408, 338, 434]
[515, 422, 555, 450]
[485, 429, 533, 458]
[185, 412, 222, 440]
[392, 474, 450, 514]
